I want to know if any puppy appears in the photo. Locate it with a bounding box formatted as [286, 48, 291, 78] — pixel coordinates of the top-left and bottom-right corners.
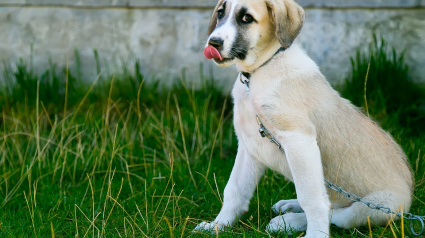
[194, 0, 414, 237]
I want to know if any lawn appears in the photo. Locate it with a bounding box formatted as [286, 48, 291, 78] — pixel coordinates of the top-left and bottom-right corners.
[1, 38, 425, 237]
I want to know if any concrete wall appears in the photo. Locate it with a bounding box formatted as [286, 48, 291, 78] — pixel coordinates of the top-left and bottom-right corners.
[0, 0, 424, 86]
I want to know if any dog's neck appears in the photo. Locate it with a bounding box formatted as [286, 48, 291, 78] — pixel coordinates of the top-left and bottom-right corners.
[236, 42, 284, 77]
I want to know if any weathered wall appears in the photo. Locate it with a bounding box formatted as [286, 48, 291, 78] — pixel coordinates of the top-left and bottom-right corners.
[0, 0, 424, 86]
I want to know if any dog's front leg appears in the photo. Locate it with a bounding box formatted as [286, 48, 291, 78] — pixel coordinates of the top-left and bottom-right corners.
[194, 142, 265, 233]
[269, 129, 330, 238]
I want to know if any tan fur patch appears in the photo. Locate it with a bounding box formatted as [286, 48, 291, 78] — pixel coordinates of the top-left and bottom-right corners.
[265, 0, 305, 48]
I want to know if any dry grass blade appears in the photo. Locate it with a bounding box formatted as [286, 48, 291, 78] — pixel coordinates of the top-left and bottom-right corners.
[196, 171, 222, 204]
[164, 216, 174, 238]
[364, 62, 370, 117]
[51, 221, 55, 238]
[24, 191, 37, 238]
[367, 216, 373, 238]
[107, 196, 148, 237]
[173, 94, 197, 188]
[206, 97, 228, 178]
[86, 174, 95, 237]
[379, 212, 398, 238]
[238, 220, 268, 235]
[213, 173, 223, 203]
[180, 216, 190, 238]
[70, 70, 104, 123]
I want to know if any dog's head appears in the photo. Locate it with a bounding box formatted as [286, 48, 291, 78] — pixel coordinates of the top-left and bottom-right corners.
[204, 0, 305, 69]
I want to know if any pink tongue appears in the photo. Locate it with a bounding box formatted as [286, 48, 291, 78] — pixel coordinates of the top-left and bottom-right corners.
[204, 46, 223, 61]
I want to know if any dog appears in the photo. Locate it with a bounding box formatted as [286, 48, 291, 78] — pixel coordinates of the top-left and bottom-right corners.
[194, 0, 414, 237]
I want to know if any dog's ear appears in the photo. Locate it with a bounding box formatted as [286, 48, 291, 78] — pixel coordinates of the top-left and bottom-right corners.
[208, 0, 226, 35]
[266, 0, 305, 48]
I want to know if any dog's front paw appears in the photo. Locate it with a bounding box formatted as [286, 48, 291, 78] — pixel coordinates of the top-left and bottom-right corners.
[193, 221, 227, 234]
[266, 213, 307, 234]
[272, 199, 304, 214]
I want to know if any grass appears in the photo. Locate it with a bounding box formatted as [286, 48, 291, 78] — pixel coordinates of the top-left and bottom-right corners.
[0, 39, 425, 237]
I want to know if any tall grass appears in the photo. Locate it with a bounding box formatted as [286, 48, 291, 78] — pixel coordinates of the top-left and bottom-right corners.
[0, 42, 424, 237]
[339, 35, 425, 136]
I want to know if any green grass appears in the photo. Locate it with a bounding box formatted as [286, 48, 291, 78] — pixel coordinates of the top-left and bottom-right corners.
[0, 40, 425, 237]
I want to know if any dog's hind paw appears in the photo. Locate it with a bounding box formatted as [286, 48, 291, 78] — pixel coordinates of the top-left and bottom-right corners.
[266, 213, 307, 234]
[272, 199, 304, 214]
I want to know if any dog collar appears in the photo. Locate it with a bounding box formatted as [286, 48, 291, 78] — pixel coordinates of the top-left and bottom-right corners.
[240, 46, 286, 82]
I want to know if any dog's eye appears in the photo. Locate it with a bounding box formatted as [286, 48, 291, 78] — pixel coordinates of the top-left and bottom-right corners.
[242, 14, 254, 23]
[217, 9, 225, 19]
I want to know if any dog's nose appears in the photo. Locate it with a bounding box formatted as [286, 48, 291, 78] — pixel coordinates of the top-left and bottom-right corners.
[209, 38, 223, 50]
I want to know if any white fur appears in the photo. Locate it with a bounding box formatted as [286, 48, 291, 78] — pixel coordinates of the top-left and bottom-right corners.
[267, 213, 307, 234]
[194, 139, 266, 232]
[206, 0, 239, 59]
[272, 199, 304, 214]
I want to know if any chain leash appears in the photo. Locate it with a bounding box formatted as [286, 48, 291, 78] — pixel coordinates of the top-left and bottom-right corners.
[324, 180, 425, 236]
[239, 73, 425, 236]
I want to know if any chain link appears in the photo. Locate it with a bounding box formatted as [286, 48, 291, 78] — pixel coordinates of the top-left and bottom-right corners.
[325, 179, 425, 236]
[240, 74, 425, 236]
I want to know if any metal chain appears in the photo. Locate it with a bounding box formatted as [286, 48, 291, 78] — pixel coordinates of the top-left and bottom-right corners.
[324, 179, 425, 236]
[240, 74, 425, 236]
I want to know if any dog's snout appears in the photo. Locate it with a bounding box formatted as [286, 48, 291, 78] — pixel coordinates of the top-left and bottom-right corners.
[209, 38, 224, 50]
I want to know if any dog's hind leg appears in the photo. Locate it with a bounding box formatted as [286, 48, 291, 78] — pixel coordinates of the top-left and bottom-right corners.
[330, 190, 412, 229]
